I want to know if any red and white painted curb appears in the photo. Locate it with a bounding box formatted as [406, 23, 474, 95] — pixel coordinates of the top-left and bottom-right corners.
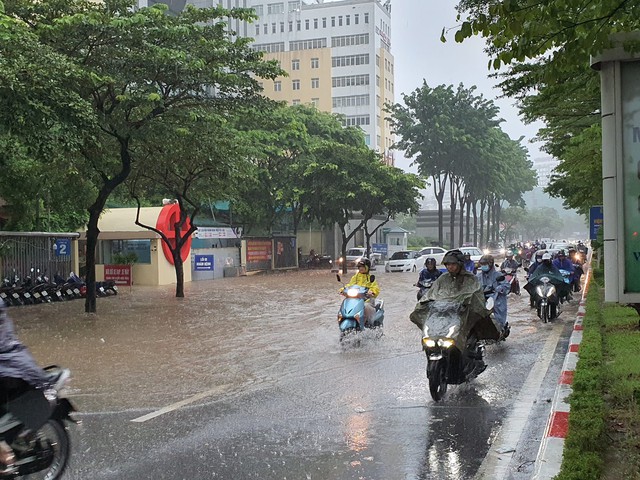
[532, 268, 590, 480]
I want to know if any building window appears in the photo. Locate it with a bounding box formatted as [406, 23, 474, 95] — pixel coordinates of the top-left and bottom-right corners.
[342, 115, 371, 127]
[289, 20, 293, 31]
[332, 75, 370, 87]
[364, 134, 370, 145]
[102, 240, 152, 265]
[314, 18, 318, 29]
[288, 1, 298, 12]
[376, 75, 380, 86]
[267, 3, 285, 15]
[331, 16, 335, 27]
[263, 23, 268, 34]
[346, 15, 350, 26]
[311, 78, 319, 88]
[292, 99, 300, 105]
[364, 12, 369, 23]
[253, 5, 264, 16]
[332, 54, 369, 67]
[252, 42, 285, 53]
[292, 79, 300, 90]
[274, 80, 282, 91]
[376, 55, 380, 66]
[338, 16, 343, 26]
[255, 24, 260, 35]
[311, 57, 319, 68]
[296, 20, 301, 31]
[305, 19, 309, 30]
[280, 22, 284, 32]
[292, 59, 300, 70]
[332, 94, 370, 108]
[290, 38, 327, 50]
[331, 33, 369, 47]
[354, 13, 359, 24]
[272, 22, 276, 33]
[322, 17, 326, 28]
[311, 98, 319, 107]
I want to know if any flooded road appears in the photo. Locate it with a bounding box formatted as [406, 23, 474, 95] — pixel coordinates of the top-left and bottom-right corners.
[8, 267, 579, 479]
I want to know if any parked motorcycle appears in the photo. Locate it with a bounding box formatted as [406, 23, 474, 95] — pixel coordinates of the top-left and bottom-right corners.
[306, 253, 333, 269]
[418, 290, 501, 401]
[336, 275, 384, 341]
[0, 366, 77, 479]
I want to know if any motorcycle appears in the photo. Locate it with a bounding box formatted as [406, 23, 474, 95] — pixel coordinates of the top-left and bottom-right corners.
[305, 253, 333, 269]
[417, 289, 501, 402]
[336, 275, 384, 341]
[0, 366, 77, 479]
[501, 266, 520, 295]
[524, 273, 570, 323]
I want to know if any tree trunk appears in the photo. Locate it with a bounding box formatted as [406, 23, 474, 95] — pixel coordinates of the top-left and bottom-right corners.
[174, 252, 185, 298]
[472, 201, 478, 246]
[449, 179, 457, 249]
[465, 198, 471, 244]
[434, 175, 446, 247]
[479, 199, 486, 248]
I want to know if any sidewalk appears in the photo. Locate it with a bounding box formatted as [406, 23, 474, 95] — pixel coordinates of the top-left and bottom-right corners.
[533, 267, 591, 479]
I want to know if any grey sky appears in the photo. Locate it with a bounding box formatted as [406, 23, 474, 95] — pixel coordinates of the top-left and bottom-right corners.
[390, 1, 545, 172]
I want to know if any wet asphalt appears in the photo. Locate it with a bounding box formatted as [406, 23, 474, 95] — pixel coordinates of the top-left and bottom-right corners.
[7, 266, 578, 480]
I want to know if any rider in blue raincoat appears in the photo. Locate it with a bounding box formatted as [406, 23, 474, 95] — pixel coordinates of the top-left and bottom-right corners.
[476, 254, 511, 335]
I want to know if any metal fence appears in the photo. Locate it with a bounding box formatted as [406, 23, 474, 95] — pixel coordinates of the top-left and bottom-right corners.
[0, 232, 78, 282]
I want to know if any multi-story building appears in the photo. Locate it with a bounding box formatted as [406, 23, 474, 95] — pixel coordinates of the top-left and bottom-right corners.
[249, 0, 394, 165]
[140, 0, 394, 165]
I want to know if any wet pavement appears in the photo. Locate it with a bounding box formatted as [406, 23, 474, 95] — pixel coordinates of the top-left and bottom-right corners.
[7, 268, 579, 479]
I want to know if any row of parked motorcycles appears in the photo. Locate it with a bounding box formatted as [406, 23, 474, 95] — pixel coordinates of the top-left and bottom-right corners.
[0, 269, 117, 307]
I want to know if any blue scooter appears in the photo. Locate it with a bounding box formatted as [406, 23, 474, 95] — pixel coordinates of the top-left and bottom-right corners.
[336, 274, 384, 341]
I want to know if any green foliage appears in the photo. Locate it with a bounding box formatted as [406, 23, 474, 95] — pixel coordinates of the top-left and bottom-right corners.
[112, 252, 138, 265]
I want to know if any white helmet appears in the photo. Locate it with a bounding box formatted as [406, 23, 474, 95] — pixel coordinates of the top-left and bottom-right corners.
[542, 253, 552, 261]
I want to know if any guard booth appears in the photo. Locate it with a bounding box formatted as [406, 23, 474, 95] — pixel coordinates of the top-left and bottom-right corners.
[0, 232, 79, 281]
[385, 227, 409, 258]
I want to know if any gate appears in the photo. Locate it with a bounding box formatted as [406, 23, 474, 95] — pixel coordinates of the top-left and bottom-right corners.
[245, 236, 297, 272]
[0, 232, 78, 281]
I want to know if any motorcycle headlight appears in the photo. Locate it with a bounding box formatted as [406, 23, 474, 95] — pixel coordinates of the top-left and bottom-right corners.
[535, 285, 544, 297]
[548, 285, 556, 296]
[422, 337, 436, 348]
[483, 249, 489, 255]
[346, 287, 360, 298]
[438, 338, 455, 348]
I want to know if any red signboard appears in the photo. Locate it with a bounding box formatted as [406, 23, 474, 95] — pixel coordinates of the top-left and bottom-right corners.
[104, 265, 132, 286]
[246, 239, 272, 262]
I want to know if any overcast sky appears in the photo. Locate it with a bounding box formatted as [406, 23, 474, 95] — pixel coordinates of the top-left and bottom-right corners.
[389, 1, 546, 172]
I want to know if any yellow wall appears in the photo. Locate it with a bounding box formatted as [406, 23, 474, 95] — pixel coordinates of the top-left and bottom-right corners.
[262, 48, 333, 112]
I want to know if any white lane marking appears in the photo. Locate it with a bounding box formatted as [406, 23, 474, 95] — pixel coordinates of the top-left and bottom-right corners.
[475, 321, 564, 479]
[131, 384, 232, 423]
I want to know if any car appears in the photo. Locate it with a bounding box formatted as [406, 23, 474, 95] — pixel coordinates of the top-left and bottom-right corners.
[336, 247, 381, 269]
[458, 246, 484, 265]
[384, 250, 422, 272]
[415, 246, 448, 267]
[483, 241, 505, 258]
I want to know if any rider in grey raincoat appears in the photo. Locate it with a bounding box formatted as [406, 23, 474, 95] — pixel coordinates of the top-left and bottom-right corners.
[476, 254, 511, 334]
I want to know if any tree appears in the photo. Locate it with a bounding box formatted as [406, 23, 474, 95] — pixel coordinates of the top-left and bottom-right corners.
[449, 0, 638, 214]
[5, 1, 281, 312]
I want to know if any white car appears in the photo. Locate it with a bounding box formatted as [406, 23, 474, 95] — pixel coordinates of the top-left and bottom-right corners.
[458, 246, 484, 266]
[385, 250, 422, 272]
[336, 248, 381, 269]
[415, 246, 448, 267]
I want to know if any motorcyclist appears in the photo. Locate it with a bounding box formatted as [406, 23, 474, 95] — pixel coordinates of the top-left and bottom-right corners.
[463, 252, 476, 274]
[410, 249, 485, 325]
[526, 250, 545, 278]
[499, 252, 519, 272]
[342, 258, 380, 328]
[0, 300, 54, 475]
[477, 254, 511, 337]
[415, 257, 442, 300]
[552, 250, 576, 286]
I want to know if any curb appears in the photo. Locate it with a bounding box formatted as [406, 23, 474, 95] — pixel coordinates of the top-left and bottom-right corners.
[532, 266, 591, 480]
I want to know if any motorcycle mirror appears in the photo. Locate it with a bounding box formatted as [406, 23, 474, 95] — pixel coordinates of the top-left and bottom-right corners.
[524, 267, 529, 272]
[369, 275, 376, 282]
[336, 274, 341, 283]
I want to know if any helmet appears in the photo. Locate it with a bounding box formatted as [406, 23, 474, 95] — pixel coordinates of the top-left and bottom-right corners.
[463, 252, 471, 258]
[425, 257, 437, 268]
[357, 258, 371, 271]
[557, 249, 566, 257]
[506, 252, 513, 258]
[479, 254, 494, 266]
[442, 249, 465, 266]
[542, 252, 552, 261]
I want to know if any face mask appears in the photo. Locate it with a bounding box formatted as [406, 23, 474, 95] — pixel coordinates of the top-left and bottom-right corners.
[537, 258, 542, 263]
[480, 265, 490, 272]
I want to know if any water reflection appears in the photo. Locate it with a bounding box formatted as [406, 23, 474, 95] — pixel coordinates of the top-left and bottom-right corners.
[416, 386, 501, 480]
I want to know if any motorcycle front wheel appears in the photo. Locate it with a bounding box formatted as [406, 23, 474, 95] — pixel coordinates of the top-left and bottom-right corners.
[16, 419, 70, 480]
[542, 304, 550, 323]
[427, 359, 448, 402]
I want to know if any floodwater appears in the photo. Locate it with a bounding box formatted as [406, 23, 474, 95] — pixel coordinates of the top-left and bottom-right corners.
[6, 267, 577, 479]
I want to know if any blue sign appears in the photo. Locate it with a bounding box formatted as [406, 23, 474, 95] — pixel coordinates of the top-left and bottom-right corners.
[54, 239, 71, 257]
[194, 255, 214, 271]
[372, 243, 388, 255]
[590, 206, 603, 240]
